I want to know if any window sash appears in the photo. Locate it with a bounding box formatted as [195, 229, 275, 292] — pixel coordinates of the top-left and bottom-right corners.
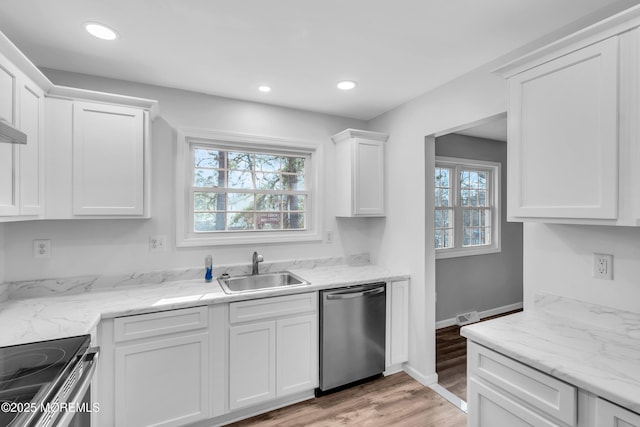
[435, 207, 455, 249]
[435, 158, 500, 257]
[190, 145, 310, 233]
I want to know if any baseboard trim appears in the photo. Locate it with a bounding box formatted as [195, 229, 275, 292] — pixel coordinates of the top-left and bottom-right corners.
[436, 301, 523, 330]
[402, 364, 438, 387]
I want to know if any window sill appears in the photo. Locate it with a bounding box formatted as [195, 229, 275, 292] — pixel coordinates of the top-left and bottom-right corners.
[177, 230, 323, 247]
[436, 246, 501, 260]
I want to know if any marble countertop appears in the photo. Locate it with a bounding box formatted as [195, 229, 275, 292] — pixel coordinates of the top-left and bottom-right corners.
[461, 294, 640, 413]
[0, 264, 408, 347]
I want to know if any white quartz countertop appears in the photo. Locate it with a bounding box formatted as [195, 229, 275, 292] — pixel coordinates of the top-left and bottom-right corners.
[461, 300, 640, 414]
[0, 264, 408, 347]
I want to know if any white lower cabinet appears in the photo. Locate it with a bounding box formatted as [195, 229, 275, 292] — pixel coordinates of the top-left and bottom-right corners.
[114, 332, 210, 427]
[98, 306, 210, 427]
[469, 378, 566, 427]
[276, 314, 318, 396]
[228, 292, 318, 411]
[597, 398, 640, 427]
[467, 341, 640, 427]
[386, 280, 409, 368]
[468, 341, 577, 427]
[229, 320, 277, 409]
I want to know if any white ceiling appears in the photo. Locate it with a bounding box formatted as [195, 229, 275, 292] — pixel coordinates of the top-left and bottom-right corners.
[0, 0, 633, 120]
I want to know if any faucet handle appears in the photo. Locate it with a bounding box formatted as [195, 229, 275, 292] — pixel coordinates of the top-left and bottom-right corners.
[256, 254, 264, 263]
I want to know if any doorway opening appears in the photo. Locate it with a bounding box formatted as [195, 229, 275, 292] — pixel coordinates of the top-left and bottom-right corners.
[431, 113, 523, 408]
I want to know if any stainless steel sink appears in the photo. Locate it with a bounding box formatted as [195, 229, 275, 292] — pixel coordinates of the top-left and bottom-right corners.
[217, 271, 310, 294]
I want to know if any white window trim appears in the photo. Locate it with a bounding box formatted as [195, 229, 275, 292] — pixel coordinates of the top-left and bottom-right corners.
[435, 156, 501, 259]
[176, 128, 323, 247]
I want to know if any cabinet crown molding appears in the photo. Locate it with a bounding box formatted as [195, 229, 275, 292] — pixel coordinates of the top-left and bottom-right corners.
[492, 4, 640, 77]
[331, 128, 389, 144]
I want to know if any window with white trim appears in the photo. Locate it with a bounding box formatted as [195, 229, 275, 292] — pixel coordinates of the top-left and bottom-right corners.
[435, 157, 501, 258]
[176, 129, 322, 247]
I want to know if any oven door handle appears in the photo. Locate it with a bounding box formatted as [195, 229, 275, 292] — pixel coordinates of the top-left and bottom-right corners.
[53, 347, 100, 427]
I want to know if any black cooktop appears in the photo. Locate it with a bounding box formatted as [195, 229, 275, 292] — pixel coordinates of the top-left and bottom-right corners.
[0, 335, 90, 427]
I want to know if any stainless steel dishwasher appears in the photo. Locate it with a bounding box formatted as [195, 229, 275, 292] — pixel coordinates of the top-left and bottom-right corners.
[318, 282, 386, 394]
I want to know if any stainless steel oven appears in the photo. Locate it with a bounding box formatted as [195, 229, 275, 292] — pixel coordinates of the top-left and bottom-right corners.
[0, 335, 99, 427]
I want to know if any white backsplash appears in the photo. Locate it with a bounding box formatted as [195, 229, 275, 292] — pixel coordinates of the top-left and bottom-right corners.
[5, 253, 370, 299]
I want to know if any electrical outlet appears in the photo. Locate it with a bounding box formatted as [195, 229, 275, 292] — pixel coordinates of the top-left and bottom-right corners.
[33, 239, 51, 258]
[149, 235, 167, 252]
[593, 253, 613, 280]
[326, 230, 333, 243]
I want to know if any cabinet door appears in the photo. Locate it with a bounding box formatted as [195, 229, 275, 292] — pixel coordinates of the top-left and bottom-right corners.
[354, 138, 384, 216]
[0, 60, 19, 216]
[72, 102, 144, 215]
[114, 332, 210, 427]
[468, 378, 565, 427]
[597, 398, 640, 427]
[276, 314, 318, 396]
[508, 37, 618, 220]
[18, 79, 44, 216]
[229, 321, 276, 410]
[387, 280, 409, 366]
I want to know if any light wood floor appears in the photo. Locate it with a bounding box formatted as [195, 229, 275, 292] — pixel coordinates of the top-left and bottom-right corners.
[225, 372, 467, 427]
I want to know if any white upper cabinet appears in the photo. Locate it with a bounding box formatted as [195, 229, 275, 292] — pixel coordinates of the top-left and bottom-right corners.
[508, 38, 618, 220]
[72, 102, 146, 216]
[18, 78, 45, 216]
[46, 97, 152, 219]
[0, 52, 45, 219]
[497, 11, 640, 225]
[332, 129, 388, 217]
[0, 57, 19, 216]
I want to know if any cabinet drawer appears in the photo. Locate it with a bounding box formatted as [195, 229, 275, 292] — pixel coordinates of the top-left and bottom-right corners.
[114, 306, 208, 342]
[230, 292, 317, 324]
[468, 378, 565, 427]
[597, 397, 640, 427]
[469, 342, 577, 426]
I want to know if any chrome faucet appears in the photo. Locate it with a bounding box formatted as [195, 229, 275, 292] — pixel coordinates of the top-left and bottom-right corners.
[252, 251, 264, 275]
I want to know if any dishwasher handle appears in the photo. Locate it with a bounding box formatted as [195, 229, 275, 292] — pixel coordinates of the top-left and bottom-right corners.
[326, 286, 384, 300]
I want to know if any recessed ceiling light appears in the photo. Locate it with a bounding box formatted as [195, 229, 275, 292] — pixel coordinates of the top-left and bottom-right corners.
[85, 22, 118, 40]
[258, 85, 272, 93]
[337, 80, 357, 90]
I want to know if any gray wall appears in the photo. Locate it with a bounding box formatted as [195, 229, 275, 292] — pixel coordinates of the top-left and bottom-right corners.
[435, 133, 523, 323]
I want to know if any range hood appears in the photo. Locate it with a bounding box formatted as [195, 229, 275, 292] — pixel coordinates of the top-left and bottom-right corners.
[0, 119, 27, 144]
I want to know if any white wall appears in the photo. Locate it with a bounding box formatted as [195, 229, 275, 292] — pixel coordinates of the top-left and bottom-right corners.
[524, 223, 640, 313]
[0, 224, 4, 282]
[2, 70, 376, 281]
[367, 66, 507, 383]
